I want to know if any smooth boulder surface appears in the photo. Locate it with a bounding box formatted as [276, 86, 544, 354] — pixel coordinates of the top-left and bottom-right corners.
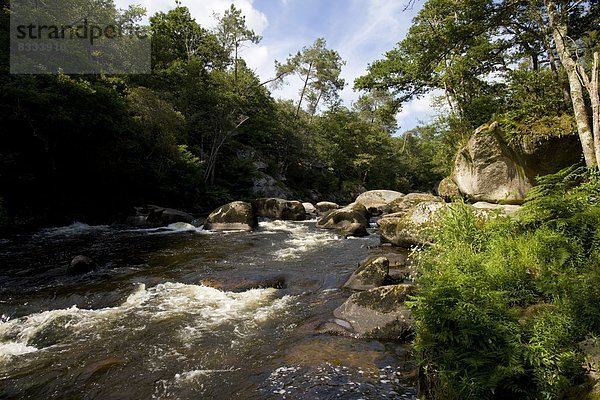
[316, 203, 369, 237]
[315, 201, 341, 215]
[126, 205, 194, 228]
[355, 190, 404, 216]
[343, 257, 390, 291]
[204, 201, 258, 231]
[452, 122, 582, 205]
[471, 201, 521, 217]
[385, 193, 444, 216]
[252, 198, 306, 221]
[302, 202, 317, 217]
[333, 284, 414, 340]
[378, 201, 447, 247]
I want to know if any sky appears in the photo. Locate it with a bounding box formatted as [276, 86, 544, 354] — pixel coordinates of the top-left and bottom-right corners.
[114, 0, 437, 133]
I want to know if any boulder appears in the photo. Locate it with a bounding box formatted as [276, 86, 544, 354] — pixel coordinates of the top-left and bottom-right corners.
[204, 201, 257, 231]
[126, 205, 194, 228]
[378, 201, 447, 247]
[302, 202, 317, 216]
[343, 257, 389, 291]
[252, 198, 306, 221]
[437, 177, 461, 202]
[355, 190, 404, 216]
[579, 338, 600, 397]
[68, 255, 97, 275]
[333, 284, 414, 340]
[452, 122, 582, 205]
[315, 201, 341, 215]
[316, 203, 370, 237]
[385, 193, 444, 216]
[166, 222, 196, 231]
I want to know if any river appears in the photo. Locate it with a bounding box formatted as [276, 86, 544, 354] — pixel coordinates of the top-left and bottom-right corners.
[0, 220, 417, 399]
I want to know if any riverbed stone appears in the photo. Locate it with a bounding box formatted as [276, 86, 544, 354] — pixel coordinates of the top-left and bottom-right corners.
[355, 190, 405, 216]
[204, 201, 258, 231]
[333, 284, 415, 340]
[316, 203, 369, 237]
[343, 257, 390, 291]
[437, 177, 461, 202]
[471, 201, 521, 217]
[378, 201, 447, 247]
[315, 201, 341, 215]
[252, 198, 306, 221]
[302, 202, 317, 216]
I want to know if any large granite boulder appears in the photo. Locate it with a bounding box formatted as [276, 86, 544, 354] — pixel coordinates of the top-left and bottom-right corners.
[343, 257, 390, 291]
[333, 284, 414, 340]
[385, 193, 444, 216]
[355, 190, 404, 216]
[302, 202, 317, 217]
[378, 201, 447, 247]
[452, 122, 582, 205]
[204, 201, 257, 231]
[126, 205, 194, 228]
[316, 203, 370, 237]
[252, 198, 306, 221]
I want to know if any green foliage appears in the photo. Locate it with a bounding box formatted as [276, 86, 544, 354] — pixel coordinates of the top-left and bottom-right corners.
[411, 168, 600, 398]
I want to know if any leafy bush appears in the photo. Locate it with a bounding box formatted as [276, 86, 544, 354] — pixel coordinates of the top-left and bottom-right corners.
[411, 167, 600, 399]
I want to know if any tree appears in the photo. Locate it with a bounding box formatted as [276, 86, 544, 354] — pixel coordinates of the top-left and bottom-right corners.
[272, 38, 346, 116]
[214, 4, 262, 84]
[544, 0, 599, 166]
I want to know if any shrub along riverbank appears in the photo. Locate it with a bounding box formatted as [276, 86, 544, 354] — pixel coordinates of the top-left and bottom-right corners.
[410, 167, 600, 399]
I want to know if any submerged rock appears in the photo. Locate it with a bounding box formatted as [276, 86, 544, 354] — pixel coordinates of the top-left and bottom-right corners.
[316, 203, 369, 237]
[204, 201, 258, 231]
[252, 198, 306, 221]
[378, 201, 447, 247]
[343, 257, 390, 291]
[355, 190, 404, 216]
[333, 284, 414, 340]
[68, 255, 97, 275]
[167, 222, 196, 231]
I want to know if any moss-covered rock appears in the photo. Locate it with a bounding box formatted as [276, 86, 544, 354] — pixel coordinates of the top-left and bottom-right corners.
[385, 193, 443, 216]
[437, 177, 462, 202]
[316, 203, 369, 237]
[333, 284, 414, 340]
[378, 201, 447, 247]
[252, 198, 306, 221]
[204, 201, 258, 231]
[343, 257, 390, 291]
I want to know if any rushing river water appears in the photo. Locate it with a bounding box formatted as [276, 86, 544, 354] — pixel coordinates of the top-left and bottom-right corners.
[0, 220, 417, 399]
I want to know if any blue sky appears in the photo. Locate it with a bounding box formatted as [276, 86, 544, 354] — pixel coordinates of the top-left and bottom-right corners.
[115, 0, 437, 133]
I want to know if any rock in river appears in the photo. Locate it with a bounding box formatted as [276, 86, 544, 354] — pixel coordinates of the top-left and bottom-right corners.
[126, 205, 194, 228]
[355, 190, 404, 216]
[316, 203, 369, 237]
[252, 198, 306, 221]
[68, 255, 97, 275]
[343, 257, 390, 291]
[204, 201, 258, 231]
[315, 201, 341, 215]
[333, 284, 414, 340]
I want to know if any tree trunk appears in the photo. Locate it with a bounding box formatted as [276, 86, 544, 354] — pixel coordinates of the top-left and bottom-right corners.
[590, 52, 600, 164]
[296, 62, 313, 117]
[545, 0, 597, 167]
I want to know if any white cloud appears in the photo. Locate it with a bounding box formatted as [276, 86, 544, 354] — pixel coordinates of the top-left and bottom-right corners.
[115, 0, 268, 34]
